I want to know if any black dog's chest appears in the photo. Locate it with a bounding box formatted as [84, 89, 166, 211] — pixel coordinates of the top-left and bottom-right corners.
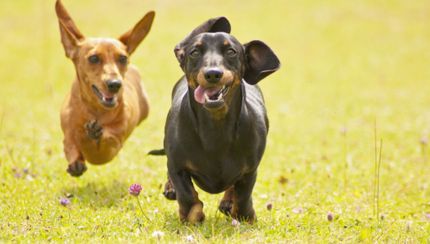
[186, 154, 250, 193]
[180, 123, 258, 193]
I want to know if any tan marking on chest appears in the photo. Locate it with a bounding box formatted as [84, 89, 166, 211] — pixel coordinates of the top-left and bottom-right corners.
[185, 160, 198, 171]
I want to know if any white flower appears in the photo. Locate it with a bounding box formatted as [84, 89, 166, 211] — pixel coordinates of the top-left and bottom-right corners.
[152, 230, 165, 238]
[185, 235, 194, 242]
[231, 219, 240, 227]
[260, 194, 268, 199]
[292, 207, 303, 214]
[406, 221, 413, 232]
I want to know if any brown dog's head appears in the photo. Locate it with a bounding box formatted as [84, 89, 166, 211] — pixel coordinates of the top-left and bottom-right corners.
[55, 0, 155, 109]
[174, 17, 280, 112]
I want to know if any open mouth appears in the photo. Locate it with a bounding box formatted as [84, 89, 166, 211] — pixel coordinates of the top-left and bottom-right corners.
[194, 84, 230, 108]
[91, 85, 117, 108]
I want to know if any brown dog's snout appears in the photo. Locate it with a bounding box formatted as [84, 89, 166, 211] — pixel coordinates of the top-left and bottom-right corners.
[106, 79, 122, 93]
[204, 68, 223, 84]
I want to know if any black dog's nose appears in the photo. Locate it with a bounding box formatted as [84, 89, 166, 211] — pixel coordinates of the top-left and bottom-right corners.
[106, 79, 122, 93]
[204, 68, 223, 83]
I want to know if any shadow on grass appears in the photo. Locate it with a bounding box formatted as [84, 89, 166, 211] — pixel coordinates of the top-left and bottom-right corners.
[161, 211, 253, 239]
[62, 180, 128, 208]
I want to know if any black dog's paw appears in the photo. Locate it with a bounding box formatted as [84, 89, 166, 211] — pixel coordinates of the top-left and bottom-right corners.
[235, 209, 256, 224]
[67, 161, 87, 177]
[164, 189, 176, 200]
[163, 180, 176, 200]
[85, 120, 103, 141]
[218, 199, 233, 216]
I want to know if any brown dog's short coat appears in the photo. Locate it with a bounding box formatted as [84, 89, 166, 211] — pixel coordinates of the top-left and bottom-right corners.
[55, 0, 155, 176]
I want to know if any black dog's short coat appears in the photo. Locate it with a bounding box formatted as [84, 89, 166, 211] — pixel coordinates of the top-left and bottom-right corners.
[161, 17, 280, 223]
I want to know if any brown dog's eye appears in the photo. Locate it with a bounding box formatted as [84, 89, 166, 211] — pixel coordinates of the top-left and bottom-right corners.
[189, 49, 200, 58]
[118, 55, 128, 65]
[88, 55, 100, 64]
[226, 48, 237, 57]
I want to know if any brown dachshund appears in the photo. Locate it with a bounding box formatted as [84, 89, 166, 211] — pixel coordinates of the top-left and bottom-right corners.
[55, 0, 155, 176]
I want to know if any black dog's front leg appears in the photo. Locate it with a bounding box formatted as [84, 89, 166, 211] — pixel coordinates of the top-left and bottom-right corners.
[168, 169, 205, 224]
[163, 176, 177, 200]
[232, 171, 257, 223]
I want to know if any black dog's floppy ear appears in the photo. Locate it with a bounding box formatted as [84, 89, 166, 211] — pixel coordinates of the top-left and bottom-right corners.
[243, 40, 280, 85]
[174, 17, 231, 66]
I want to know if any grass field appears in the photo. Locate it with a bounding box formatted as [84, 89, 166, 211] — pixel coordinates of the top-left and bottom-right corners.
[1, 0, 430, 242]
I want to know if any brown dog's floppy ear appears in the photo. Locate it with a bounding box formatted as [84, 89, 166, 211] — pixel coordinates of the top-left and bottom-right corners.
[55, 0, 85, 59]
[119, 11, 155, 55]
[243, 40, 280, 85]
[174, 17, 231, 66]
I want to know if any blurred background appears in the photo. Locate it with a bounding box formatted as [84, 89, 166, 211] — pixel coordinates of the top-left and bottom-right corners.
[0, 0, 429, 240]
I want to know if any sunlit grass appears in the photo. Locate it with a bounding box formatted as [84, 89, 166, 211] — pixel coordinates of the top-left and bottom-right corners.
[0, 0, 429, 242]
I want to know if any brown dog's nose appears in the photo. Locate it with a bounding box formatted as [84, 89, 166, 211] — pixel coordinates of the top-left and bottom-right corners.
[106, 79, 122, 93]
[204, 68, 223, 83]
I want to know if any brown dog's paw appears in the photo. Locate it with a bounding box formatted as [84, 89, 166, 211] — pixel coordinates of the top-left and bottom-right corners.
[85, 120, 103, 141]
[67, 161, 87, 177]
[218, 199, 233, 216]
[163, 180, 176, 200]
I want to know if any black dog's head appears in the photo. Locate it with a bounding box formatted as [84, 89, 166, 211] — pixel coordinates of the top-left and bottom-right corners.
[174, 17, 280, 111]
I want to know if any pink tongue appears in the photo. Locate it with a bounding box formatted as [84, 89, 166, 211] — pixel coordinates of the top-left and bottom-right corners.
[194, 85, 206, 104]
[194, 86, 220, 104]
[101, 91, 114, 99]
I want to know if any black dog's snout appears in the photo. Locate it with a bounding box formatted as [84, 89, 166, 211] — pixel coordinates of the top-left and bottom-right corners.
[106, 79, 122, 93]
[204, 68, 223, 83]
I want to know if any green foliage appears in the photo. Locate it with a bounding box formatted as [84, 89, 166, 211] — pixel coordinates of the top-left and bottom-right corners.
[0, 0, 429, 242]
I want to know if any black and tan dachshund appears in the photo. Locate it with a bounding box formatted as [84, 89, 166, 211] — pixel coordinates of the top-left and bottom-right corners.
[153, 17, 280, 223]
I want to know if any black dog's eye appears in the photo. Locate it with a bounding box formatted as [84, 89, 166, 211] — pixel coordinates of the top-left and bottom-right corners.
[189, 49, 200, 58]
[118, 55, 128, 65]
[226, 48, 237, 57]
[88, 55, 100, 64]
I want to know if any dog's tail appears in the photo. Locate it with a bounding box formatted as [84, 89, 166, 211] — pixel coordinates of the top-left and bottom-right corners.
[147, 148, 166, 156]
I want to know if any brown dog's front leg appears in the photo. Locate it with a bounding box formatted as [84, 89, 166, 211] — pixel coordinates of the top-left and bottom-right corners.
[85, 120, 103, 143]
[81, 122, 124, 164]
[63, 137, 87, 177]
[169, 170, 205, 224]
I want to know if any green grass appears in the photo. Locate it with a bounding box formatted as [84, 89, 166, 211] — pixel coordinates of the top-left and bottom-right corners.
[1, 0, 430, 242]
